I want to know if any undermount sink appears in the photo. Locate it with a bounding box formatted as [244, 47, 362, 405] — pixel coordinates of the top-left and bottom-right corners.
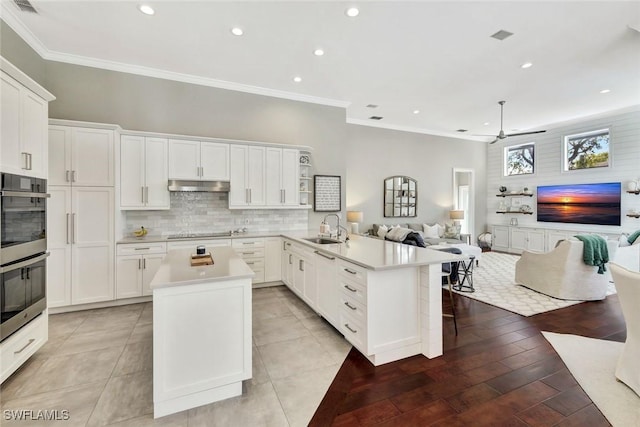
[303, 237, 343, 245]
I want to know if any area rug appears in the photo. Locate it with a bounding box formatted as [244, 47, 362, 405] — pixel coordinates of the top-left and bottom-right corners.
[449, 251, 616, 316]
[542, 332, 640, 426]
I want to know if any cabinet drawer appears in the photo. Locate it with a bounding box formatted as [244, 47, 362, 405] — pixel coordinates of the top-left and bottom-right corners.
[339, 277, 367, 306]
[232, 238, 265, 249]
[339, 294, 366, 323]
[117, 242, 167, 255]
[167, 239, 231, 250]
[339, 311, 367, 353]
[1, 313, 48, 382]
[243, 259, 265, 270]
[337, 260, 367, 285]
[235, 247, 265, 259]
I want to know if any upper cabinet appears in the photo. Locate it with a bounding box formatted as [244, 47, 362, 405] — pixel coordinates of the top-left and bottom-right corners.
[168, 139, 229, 181]
[1, 58, 55, 179]
[265, 147, 299, 207]
[229, 145, 266, 207]
[49, 125, 115, 186]
[121, 135, 169, 210]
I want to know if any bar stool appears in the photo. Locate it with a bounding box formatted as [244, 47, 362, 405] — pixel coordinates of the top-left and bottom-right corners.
[454, 255, 475, 293]
[441, 263, 458, 336]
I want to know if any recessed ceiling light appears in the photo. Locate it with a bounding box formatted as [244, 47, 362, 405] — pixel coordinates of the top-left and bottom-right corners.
[521, 62, 533, 69]
[600, 89, 611, 94]
[413, 110, 420, 115]
[484, 122, 490, 126]
[138, 4, 154, 15]
[231, 27, 243, 36]
[313, 48, 324, 56]
[293, 76, 302, 83]
[345, 7, 359, 17]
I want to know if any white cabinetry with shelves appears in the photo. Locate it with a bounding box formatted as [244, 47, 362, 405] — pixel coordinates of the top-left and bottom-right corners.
[168, 139, 229, 181]
[116, 242, 167, 298]
[1, 58, 55, 179]
[299, 151, 312, 207]
[120, 135, 169, 210]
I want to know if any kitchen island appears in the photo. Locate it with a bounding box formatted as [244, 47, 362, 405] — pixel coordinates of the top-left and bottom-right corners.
[279, 233, 463, 366]
[150, 247, 254, 418]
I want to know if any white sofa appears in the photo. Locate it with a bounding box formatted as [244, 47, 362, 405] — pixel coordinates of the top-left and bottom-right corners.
[515, 238, 618, 301]
[613, 240, 640, 272]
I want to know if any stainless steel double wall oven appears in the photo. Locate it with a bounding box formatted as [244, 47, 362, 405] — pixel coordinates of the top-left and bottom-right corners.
[0, 173, 49, 342]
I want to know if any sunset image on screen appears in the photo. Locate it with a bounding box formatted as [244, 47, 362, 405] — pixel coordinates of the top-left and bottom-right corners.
[537, 182, 621, 226]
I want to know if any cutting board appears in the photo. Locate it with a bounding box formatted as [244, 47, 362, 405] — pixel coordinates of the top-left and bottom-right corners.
[190, 253, 213, 266]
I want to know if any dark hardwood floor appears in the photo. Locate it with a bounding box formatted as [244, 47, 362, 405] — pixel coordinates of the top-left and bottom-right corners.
[310, 288, 625, 426]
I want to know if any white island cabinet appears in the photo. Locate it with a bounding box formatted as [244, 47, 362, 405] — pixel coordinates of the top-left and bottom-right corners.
[150, 247, 254, 418]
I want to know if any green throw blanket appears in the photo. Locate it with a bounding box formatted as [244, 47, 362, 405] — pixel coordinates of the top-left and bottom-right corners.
[628, 230, 640, 245]
[574, 235, 609, 274]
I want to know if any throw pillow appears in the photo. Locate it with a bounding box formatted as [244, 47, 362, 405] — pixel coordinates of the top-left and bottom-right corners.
[443, 223, 461, 240]
[437, 223, 446, 237]
[423, 223, 439, 238]
[386, 226, 412, 242]
[618, 234, 631, 247]
[628, 230, 640, 245]
[377, 224, 389, 238]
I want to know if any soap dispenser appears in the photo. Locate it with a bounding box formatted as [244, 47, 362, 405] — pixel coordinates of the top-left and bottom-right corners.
[320, 220, 330, 234]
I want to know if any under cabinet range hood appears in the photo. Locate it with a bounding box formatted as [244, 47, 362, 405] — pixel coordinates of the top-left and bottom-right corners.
[167, 180, 230, 192]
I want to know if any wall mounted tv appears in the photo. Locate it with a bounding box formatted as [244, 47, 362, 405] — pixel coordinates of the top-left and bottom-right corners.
[537, 182, 621, 226]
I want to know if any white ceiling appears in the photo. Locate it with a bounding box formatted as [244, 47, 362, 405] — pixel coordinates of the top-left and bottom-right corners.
[2, 1, 640, 141]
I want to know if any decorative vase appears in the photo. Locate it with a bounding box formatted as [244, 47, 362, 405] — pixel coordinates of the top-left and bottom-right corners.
[628, 181, 638, 192]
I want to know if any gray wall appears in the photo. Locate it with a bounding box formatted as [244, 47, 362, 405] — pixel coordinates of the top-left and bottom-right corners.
[345, 124, 487, 237]
[2, 20, 487, 236]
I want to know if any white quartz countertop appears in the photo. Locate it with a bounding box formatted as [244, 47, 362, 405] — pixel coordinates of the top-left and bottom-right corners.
[281, 232, 463, 271]
[150, 247, 255, 290]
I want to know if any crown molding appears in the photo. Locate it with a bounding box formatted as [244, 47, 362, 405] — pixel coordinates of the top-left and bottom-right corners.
[345, 118, 487, 142]
[1, 5, 349, 109]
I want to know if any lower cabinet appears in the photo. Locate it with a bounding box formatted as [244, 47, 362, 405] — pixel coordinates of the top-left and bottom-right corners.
[0, 311, 48, 383]
[264, 237, 282, 282]
[510, 227, 545, 254]
[280, 239, 316, 306]
[315, 250, 339, 326]
[491, 225, 618, 254]
[491, 225, 510, 252]
[233, 238, 265, 284]
[116, 242, 167, 298]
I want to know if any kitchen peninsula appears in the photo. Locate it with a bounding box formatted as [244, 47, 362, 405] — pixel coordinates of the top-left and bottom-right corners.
[149, 247, 254, 418]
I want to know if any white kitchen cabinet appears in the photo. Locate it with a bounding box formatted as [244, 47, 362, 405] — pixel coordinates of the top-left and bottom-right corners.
[510, 227, 545, 254]
[168, 139, 229, 181]
[1, 62, 54, 179]
[0, 310, 48, 383]
[315, 250, 339, 326]
[265, 148, 299, 206]
[49, 125, 115, 187]
[47, 186, 115, 307]
[282, 240, 293, 287]
[229, 145, 265, 207]
[120, 135, 169, 209]
[232, 238, 265, 284]
[166, 239, 231, 252]
[264, 237, 282, 282]
[491, 225, 510, 252]
[116, 242, 167, 298]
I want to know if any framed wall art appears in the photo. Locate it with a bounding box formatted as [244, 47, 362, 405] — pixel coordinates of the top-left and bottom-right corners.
[314, 175, 341, 212]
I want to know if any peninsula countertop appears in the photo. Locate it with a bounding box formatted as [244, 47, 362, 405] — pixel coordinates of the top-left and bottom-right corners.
[150, 247, 255, 290]
[280, 232, 463, 271]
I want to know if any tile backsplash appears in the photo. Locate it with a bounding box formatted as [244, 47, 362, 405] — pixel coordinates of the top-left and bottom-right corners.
[123, 192, 309, 236]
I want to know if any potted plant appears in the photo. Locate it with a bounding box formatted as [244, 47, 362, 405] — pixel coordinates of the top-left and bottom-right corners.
[499, 186, 507, 194]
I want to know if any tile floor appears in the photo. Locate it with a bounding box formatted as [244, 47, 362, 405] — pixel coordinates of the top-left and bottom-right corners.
[0, 285, 351, 426]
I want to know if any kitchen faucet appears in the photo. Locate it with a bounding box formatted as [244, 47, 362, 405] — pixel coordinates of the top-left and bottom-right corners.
[323, 214, 349, 241]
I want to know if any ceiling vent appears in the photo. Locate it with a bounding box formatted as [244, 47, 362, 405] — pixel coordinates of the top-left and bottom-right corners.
[369, 116, 383, 120]
[366, 104, 378, 108]
[13, 0, 37, 13]
[456, 129, 468, 133]
[490, 30, 513, 41]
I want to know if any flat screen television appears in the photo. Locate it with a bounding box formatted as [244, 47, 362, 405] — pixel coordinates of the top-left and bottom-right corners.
[537, 182, 621, 226]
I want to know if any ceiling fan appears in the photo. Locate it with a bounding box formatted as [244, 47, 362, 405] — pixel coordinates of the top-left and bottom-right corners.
[482, 101, 546, 144]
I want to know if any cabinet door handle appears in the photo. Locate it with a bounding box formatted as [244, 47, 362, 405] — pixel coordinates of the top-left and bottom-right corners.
[143, 258, 146, 269]
[315, 251, 335, 260]
[71, 170, 76, 182]
[138, 259, 142, 269]
[71, 213, 76, 243]
[246, 261, 255, 265]
[289, 254, 292, 264]
[344, 285, 357, 293]
[134, 247, 150, 250]
[65, 170, 70, 182]
[14, 338, 35, 354]
[21, 152, 28, 169]
[283, 241, 286, 251]
[249, 188, 252, 203]
[344, 324, 357, 334]
[145, 187, 149, 203]
[344, 268, 357, 275]
[299, 259, 304, 271]
[344, 301, 357, 310]
[66, 213, 70, 244]
[243, 251, 255, 255]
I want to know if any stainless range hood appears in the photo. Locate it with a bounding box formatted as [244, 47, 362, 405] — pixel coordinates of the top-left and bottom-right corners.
[167, 180, 230, 192]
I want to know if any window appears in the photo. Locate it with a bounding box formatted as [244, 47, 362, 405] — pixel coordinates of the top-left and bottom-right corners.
[564, 128, 610, 171]
[504, 142, 535, 176]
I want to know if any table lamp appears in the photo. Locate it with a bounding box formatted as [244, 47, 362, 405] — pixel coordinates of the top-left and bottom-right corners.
[347, 211, 364, 235]
[449, 210, 464, 226]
